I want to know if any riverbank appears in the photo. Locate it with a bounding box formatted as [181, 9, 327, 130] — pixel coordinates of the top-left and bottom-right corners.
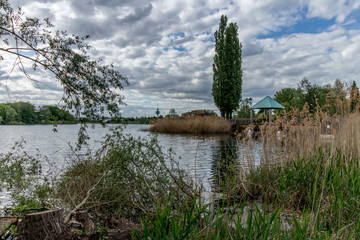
[2, 112, 360, 238]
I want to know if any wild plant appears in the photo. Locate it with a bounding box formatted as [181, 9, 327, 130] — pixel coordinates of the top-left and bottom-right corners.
[56, 128, 196, 220]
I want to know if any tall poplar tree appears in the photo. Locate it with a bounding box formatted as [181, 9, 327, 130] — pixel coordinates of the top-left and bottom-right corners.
[212, 15, 242, 119]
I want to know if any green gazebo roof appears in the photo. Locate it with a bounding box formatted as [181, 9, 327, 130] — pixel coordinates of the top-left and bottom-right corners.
[250, 96, 285, 110]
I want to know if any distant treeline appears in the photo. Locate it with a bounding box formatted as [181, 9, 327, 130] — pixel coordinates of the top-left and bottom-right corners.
[0, 102, 76, 125]
[112, 116, 161, 124]
[0, 101, 165, 125]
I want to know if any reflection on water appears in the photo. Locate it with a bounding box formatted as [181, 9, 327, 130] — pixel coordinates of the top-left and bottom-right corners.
[0, 124, 260, 197]
[211, 135, 237, 191]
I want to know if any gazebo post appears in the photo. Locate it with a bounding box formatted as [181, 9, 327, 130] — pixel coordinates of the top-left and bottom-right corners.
[250, 110, 253, 124]
[269, 109, 272, 123]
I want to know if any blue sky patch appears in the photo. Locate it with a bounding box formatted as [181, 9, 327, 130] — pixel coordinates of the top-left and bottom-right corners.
[342, 8, 360, 30]
[19, 50, 35, 57]
[258, 16, 336, 39]
[173, 46, 186, 52]
[168, 32, 185, 43]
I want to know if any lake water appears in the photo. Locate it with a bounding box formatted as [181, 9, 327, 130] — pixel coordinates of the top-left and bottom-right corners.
[0, 124, 261, 208]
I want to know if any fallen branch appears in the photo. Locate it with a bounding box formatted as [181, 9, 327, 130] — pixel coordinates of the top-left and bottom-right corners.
[63, 172, 106, 224]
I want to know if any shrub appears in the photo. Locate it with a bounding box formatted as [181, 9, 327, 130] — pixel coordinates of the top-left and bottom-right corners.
[56, 129, 195, 219]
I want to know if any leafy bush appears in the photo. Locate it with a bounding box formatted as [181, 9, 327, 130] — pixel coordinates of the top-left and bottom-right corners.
[56, 129, 195, 219]
[0, 139, 41, 198]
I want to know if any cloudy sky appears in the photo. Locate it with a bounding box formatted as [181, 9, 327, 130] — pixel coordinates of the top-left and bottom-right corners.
[1, 0, 360, 117]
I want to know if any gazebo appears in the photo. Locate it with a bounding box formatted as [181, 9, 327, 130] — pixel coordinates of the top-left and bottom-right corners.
[250, 96, 285, 123]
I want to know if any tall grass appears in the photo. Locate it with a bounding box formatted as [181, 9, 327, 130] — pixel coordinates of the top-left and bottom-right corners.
[135, 150, 360, 239]
[134, 193, 287, 239]
[150, 116, 232, 134]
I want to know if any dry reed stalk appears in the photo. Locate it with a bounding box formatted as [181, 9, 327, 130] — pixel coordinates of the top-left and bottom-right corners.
[334, 113, 360, 160]
[238, 103, 360, 169]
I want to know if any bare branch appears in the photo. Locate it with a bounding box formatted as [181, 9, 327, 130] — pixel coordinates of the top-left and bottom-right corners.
[63, 172, 106, 224]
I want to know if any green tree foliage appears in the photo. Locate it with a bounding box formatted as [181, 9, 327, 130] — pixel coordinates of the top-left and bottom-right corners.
[274, 88, 303, 110]
[235, 98, 253, 118]
[0, 102, 75, 124]
[38, 106, 51, 123]
[212, 15, 242, 119]
[274, 77, 330, 113]
[1, 104, 18, 123]
[0, 0, 127, 141]
[45, 105, 75, 123]
[274, 78, 360, 116]
[11, 102, 38, 124]
[299, 77, 330, 112]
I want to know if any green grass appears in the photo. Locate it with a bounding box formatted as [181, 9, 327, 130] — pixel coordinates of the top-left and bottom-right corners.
[133, 149, 360, 239]
[134, 196, 288, 239]
[245, 149, 360, 229]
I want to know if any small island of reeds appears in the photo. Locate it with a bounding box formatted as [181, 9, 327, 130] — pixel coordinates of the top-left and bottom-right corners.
[150, 115, 232, 134]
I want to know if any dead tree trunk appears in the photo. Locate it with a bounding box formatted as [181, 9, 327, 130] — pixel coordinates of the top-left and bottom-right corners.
[18, 209, 68, 240]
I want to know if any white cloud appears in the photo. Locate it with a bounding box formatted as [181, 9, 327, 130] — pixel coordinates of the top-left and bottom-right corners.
[306, 0, 360, 23]
[2, 0, 360, 116]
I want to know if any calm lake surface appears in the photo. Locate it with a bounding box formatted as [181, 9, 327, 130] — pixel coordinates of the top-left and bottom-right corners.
[0, 124, 261, 208]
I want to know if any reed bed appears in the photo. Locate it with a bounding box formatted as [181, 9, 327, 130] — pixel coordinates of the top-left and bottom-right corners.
[138, 100, 360, 238]
[239, 105, 360, 167]
[150, 116, 232, 134]
[229, 102, 360, 238]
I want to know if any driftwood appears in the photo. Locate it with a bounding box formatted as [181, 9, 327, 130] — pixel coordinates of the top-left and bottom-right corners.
[0, 217, 18, 237]
[18, 209, 69, 240]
